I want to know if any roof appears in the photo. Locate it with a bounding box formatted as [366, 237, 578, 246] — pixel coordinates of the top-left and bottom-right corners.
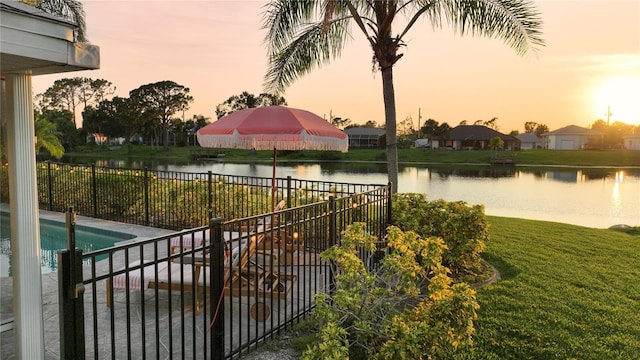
[343, 127, 386, 137]
[515, 132, 543, 142]
[1, 0, 75, 24]
[543, 125, 604, 136]
[1, 0, 100, 76]
[449, 125, 516, 141]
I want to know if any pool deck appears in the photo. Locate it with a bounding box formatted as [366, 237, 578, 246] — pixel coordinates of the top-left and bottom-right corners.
[0, 206, 321, 359]
[0, 206, 176, 359]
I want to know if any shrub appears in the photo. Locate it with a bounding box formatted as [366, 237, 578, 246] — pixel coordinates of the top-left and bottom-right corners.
[302, 223, 478, 360]
[392, 193, 489, 279]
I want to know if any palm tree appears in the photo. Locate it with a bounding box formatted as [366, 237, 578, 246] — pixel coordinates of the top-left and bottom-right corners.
[263, 0, 544, 192]
[34, 116, 65, 159]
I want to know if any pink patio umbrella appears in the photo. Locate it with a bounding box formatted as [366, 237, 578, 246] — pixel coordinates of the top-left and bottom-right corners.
[196, 105, 349, 209]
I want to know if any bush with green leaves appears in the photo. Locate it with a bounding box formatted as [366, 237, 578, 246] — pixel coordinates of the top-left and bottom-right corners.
[302, 223, 479, 360]
[392, 193, 488, 278]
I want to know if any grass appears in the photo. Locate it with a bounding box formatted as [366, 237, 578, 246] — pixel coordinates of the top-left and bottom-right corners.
[252, 217, 640, 359]
[466, 216, 640, 359]
[62, 145, 640, 167]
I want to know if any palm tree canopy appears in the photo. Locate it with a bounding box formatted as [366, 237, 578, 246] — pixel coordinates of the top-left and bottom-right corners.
[263, 0, 544, 94]
[34, 116, 65, 158]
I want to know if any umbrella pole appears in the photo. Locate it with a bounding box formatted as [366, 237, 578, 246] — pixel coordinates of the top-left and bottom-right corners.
[272, 147, 276, 211]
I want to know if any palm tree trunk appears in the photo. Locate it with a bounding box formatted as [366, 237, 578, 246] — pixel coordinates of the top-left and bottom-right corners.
[381, 66, 398, 193]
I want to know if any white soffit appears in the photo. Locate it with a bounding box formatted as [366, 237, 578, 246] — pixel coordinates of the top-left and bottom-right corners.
[0, 0, 100, 76]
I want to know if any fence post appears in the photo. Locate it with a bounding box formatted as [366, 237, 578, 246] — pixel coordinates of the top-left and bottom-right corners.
[92, 164, 97, 218]
[386, 182, 393, 227]
[209, 217, 225, 360]
[47, 161, 53, 210]
[286, 176, 292, 224]
[208, 171, 213, 221]
[144, 167, 150, 226]
[57, 207, 85, 359]
[286, 176, 292, 208]
[328, 195, 336, 296]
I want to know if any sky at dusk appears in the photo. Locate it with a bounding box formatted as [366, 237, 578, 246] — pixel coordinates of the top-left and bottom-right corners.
[32, 0, 640, 133]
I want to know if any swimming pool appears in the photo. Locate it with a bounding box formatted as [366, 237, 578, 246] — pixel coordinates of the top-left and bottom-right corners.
[0, 213, 136, 277]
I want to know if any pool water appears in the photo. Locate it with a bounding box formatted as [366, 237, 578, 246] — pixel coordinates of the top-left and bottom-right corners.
[0, 213, 136, 277]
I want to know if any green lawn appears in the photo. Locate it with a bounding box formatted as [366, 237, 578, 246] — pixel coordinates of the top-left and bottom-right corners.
[466, 217, 640, 359]
[63, 145, 640, 167]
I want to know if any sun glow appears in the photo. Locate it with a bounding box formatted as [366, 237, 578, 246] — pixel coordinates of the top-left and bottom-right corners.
[592, 76, 640, 126]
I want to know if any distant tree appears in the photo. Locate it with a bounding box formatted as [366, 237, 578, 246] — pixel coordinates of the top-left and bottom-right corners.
[590, 119, 635, 148]
[363, 120, 378, 128]
[78, 78, 116, 109]
[38, 77, 115, 128]
[509, 130, 519, 136]
[420, 118, 440, 137]
[129, 81, 193, 151]
[472, 117, 500, 130]
[398, 115, 415, 136]
[83, 96, 136, 142]
[534, 124, 549, 137]
[438, 123, 452, 138]
[609, 121, 634, 147]
[524, 121, 538, 133]
[459, 120, 468, 125]
[34, 115, 64, 158]
[330, 115, 351, 129]
[185, 115, 210, 145]
[484, 117, 499, 130]
[215, 91, 287, 119]
[171, 118, 186, 146]
[591, 119, 608, 132]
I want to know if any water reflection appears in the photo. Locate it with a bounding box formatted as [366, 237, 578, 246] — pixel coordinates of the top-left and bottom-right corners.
[427, 166, 518, 179]
[61, 157, 640, 229]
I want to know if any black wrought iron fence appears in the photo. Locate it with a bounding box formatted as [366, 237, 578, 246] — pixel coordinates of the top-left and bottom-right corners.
[57, 185, 391, 359]
[0, 162, 385, 230]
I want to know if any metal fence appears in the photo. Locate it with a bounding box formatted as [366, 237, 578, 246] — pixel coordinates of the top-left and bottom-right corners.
[0, 162, 384, 230]
[58, 184, 391, 359]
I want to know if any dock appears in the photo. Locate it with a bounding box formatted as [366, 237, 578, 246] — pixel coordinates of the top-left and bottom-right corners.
[190, 149, 226, 160]
[490, 154, 516, 166]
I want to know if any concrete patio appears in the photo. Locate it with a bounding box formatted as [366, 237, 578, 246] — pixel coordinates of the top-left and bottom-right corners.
[0, 207, 323, 359]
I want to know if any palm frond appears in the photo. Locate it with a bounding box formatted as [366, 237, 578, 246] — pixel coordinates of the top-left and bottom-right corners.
[264, 16, 351, 94]
[34, 117, 64, 158]
[440, 0, 545, 56]
[263, 0, 320, 54]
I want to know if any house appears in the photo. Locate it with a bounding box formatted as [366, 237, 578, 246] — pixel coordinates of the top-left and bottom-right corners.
[1, 1, 100, 356]
[432, 125, 519, 150]
[87, 133, 108, 144]
[515, 132, 544, 150]
[344, 127, 385, 148]
[542, 125, 605, 150]
[623, 134, 640, 150]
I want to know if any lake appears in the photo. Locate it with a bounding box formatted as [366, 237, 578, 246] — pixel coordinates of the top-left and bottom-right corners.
[89, 159, 640, 229]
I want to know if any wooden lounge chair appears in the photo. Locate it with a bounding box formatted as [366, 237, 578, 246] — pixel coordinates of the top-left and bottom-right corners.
[106, 201, 297, 318]
[169, 199, 287, 253]
[105, 259, 207, 310]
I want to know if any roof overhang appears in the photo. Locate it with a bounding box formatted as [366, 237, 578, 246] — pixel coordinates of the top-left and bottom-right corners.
[1, 0, 99, 76]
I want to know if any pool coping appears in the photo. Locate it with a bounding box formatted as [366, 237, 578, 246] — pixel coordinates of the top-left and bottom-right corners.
[0, 204, 176, 353]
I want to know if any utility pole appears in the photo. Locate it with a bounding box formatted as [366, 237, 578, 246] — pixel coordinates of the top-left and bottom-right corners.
[606, 106, 612, 125]
[417, 108, 421, 139]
